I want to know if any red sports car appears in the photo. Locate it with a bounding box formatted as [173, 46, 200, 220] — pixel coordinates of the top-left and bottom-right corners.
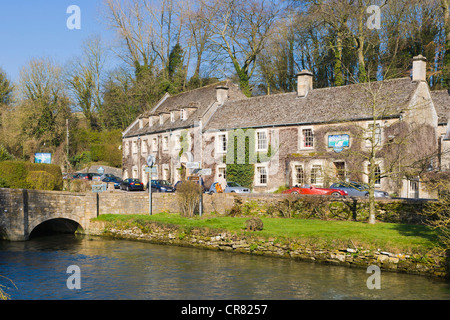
[282, 185, 347, 197]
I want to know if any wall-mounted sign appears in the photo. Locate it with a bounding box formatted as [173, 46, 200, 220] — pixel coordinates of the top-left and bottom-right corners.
[328, 134, 349, 153]
[34, 153, 52, 164]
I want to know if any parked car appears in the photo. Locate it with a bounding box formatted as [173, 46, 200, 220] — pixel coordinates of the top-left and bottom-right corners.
[120, 178, 144, 191]
[75, 172, 101, 180]
[282, 184, 347, 197]
[102, 176, 123, 189]
[146, 180, 175, 192]
[208, 181, 251, 194]
[329, 181, 390, 198]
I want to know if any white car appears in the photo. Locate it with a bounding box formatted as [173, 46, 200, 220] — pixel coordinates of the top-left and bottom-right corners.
[209, 182, 250, 194]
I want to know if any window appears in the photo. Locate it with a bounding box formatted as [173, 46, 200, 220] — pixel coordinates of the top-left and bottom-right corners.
[170, 111, 175, 122]
[302, 128, 314, 148]
[368, 164, 382, 185]
[310, 165, 323, 186]
[256, 166, 268, 185]
[180, 109, 186, 121]
[218, 166, 227, 180]
[132, 141, 138, 154]
[163, 136, 169, 151]
[294, 165, 304, 186]
[256, 130, 268, 151]
[217, 133, 227, 153]
[368, 123, 382, 146]
[152, 137, 158, 153]
[125, 141, 129, 156]
[141, 140, 148, 154]
[160, 115, 164, 125]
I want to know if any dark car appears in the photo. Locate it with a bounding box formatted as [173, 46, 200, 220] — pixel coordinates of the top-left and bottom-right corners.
[329, 181, 390, 198]
[120, 178, 144, 191]
[75, 172, 101, 180]
[102, 176, 123, 189]
[146, 180, 175, 192]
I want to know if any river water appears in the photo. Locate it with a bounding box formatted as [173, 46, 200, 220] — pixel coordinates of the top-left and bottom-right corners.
[1, 234, 449, 301]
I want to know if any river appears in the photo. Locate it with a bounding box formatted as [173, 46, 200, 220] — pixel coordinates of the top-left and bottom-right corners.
[0, 234, 449, 301]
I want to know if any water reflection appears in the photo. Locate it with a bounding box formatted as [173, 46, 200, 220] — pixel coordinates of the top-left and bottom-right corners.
[0, 235, 449, 300]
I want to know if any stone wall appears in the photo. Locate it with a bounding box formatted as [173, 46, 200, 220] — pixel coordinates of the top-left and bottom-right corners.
[94, 192, 431, 224]
[86, 220, 449, 278]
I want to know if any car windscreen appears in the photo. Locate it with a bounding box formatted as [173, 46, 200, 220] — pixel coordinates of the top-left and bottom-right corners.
[227, 182, 240, 187]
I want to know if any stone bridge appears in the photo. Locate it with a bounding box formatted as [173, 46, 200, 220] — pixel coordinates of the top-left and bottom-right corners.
[0, 188, 99, 241]
[0, 186, 240, 241]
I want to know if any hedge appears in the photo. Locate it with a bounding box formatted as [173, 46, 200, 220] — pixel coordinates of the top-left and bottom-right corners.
[0, 160, 63, 191]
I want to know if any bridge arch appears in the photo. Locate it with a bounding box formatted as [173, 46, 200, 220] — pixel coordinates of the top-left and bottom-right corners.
[29, 218, 83, 238]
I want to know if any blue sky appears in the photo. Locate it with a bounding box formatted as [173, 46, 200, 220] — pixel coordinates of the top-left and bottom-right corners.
[0, 1, 116, 82]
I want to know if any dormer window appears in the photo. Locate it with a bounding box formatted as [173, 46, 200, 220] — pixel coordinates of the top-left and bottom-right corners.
[180, 109, 186, 121]
[160, 114, 164, 125]
[170, 111, 175, 122]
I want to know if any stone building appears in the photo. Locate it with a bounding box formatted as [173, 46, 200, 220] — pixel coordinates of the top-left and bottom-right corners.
[122, 56, 448, 198]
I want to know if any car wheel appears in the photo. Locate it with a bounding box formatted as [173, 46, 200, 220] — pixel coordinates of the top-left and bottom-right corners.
[331, 192, 341, 197]
[364, 193, 369, 197]
[291, 191, 299, 194]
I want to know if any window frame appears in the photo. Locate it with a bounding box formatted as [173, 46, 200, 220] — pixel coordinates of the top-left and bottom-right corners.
[256, 129, 268, 152]
[300, 127, 314, 150]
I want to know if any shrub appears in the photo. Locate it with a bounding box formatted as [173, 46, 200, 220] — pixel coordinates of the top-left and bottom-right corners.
[176, 181, 202, 217]
[26, 171, 57, 191]
[0, 161, 63, 190]
[245, 217, 264, 231]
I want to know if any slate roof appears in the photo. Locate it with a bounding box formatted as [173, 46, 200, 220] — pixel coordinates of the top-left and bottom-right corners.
[430, 90, 450, 125]
[205, 78, 420, 130]
[123, 80, 247, 138]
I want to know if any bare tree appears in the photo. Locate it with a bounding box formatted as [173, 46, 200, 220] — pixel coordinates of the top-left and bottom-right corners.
[66, 35, 107, 130]
[202, 0, 281, 96]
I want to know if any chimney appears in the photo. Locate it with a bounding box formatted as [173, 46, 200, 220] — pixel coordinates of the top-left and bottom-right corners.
[296, 70, 313, 97]
[216, 86, 229, 105]
[412, 55, 427, 82]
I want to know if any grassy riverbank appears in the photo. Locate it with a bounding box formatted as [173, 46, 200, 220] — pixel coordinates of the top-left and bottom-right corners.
[94, 213, 442, 255]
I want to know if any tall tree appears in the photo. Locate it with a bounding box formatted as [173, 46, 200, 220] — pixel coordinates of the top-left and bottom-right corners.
[66, 36, 107, 130]
[204, 0, 280, 96]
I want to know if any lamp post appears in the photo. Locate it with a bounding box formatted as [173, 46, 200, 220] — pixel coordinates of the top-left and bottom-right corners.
[147, 155, 155, 215]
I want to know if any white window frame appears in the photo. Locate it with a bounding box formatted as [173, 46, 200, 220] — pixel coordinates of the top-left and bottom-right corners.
[310, 164, 324, 187]
[180, 109, 186, 121]
[163, 135, 169, 152]
[170, 111, 175, 122]
[256, 129, 268, 152]
[255, 164, 268, 186]
[300, 127, 314, 150]
[293, 164, 305, 186]
[216, 164, 227, 181]
[124, 141, 130, 156]
[152, 137, 158, 153]
[366, 122, 382, 147]
[132, 140, 138, 154]
[141, 139, 148, 154]
[216, 132, 227, 154]
[160, 114, 164, 125]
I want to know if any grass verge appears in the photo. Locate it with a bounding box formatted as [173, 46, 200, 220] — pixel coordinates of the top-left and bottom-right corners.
[93, 213, 442, 254]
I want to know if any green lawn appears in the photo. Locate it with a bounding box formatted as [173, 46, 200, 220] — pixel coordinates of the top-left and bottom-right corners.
[94, 213, 441, 254]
